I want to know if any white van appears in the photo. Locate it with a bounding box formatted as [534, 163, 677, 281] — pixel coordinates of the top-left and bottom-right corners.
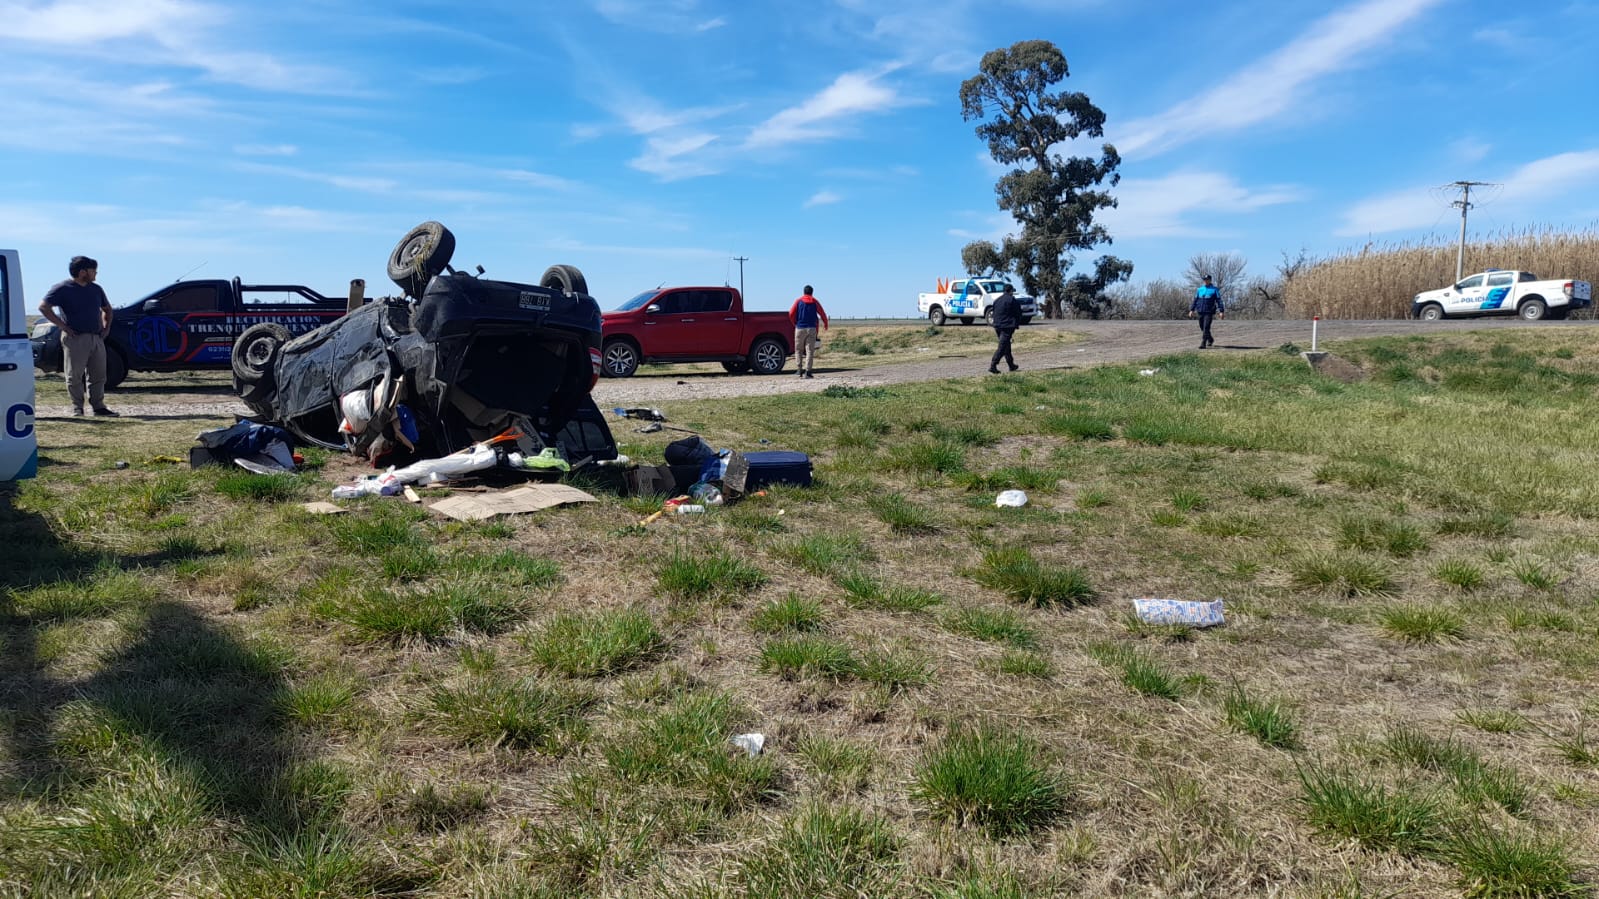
[1, 249, 37, 481]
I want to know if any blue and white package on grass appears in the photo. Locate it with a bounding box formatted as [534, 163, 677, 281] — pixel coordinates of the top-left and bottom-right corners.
[1133, 598, 1225, 628]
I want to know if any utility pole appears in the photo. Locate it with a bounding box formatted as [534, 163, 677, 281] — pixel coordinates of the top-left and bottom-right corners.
[732, 255, 749, 298]
[1450, 181, 1491, 282]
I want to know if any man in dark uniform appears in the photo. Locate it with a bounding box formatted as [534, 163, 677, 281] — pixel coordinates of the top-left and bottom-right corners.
[988, 285, 1021, 374]
[1189, 274, 1224, 349]
[38, 255, 117, 416]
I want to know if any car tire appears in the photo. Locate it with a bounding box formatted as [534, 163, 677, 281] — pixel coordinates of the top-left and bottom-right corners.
[721, 360, 750, 374]
[1518, 299, 1547, 321]
[928, 306, 946, 326]
[387, 221, 456, 298]
[236, 377, 276, 419]
[601, 339, 639, 378]
[1019, 316, 1033, 326]
[959, 317, 974, 325]
[748, 336, 786, 375]
[233, 323, 291, 385]
[104, 348, 128, 389]
[983, 307, 995, 325]
[541, 264, 588, 295]
[1418, 304, 1444, 322]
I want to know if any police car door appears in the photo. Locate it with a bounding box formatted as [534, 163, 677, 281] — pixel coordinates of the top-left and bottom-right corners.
[1, 249, 38, 481]
[1448, 274, 1486, 315]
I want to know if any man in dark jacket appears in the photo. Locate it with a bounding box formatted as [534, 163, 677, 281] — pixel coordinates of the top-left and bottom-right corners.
[1189, 275, 1225, 349]
[988, 285, 1021, 374]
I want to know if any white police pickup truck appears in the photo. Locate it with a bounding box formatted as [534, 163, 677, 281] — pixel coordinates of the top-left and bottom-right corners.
[917, 277, 1037, 326]
[2, 249, 37, 481]
[1411, 270, 1592, 321]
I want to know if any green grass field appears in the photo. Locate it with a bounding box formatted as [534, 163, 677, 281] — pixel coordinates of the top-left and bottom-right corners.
[4, 330, 1598, 897]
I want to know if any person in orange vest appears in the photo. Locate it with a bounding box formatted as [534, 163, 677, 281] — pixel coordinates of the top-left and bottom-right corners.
[788, 285, 829, 379]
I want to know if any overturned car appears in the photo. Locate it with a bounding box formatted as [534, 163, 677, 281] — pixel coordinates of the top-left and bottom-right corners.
[232, 222, 618, 464]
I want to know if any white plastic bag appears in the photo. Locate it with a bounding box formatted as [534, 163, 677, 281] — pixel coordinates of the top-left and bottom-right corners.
[995, 489, 1028, 508]
[730, 733, 766, 756]
[386, 444, 498, 485]
[1132, 598, 1225, 628]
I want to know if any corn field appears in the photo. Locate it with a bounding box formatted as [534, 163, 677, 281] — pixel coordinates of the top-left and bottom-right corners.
[1284, 226, 1599, 319]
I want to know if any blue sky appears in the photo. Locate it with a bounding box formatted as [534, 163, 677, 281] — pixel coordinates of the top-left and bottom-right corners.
[3, 0, 1597, 317]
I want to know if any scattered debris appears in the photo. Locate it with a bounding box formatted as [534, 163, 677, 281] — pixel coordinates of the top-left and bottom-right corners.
[114, 461, 129, 470]
[995, 489, 1028, 508]
[612, 407, 666, 422]
[1132, 598, 1225, 628]
[1139, 368, 1158, 376]
[730, 733, 766, 756]
[429, 484, 597, 521]
[302, 502, 347, 515]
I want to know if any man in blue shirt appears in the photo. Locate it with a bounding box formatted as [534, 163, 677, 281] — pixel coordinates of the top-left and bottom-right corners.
[1189, 275, 1224, 349]
[788, 285, 829, 379]
[39, 255, 117, 416]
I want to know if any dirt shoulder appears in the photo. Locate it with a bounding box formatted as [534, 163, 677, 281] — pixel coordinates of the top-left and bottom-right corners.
[29, 317, 1591, 417]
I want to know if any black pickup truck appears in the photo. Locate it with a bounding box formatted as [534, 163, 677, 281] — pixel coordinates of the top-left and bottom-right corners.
[32, 277, 356, 387]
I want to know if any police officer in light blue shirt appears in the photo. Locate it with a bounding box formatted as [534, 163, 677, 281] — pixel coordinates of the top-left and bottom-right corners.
[1189, 275, 1224, 349]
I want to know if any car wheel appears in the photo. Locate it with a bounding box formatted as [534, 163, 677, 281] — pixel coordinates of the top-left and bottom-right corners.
[232, 323, 291, 384]
[236, 377, 277, 420]
[983, 307, 995, 326]
[104, 348, 128, 389]
[601, 339, 639, 378]
[928, 306, 946, 326]
[387, 221, 456, 298]
[721, 360, 750, 374]
[1418, 304, 1444, 322]
[1518, 299, 1547, 321]
[749, 337, 786, 375]
[540, 264, 588, 295]
[1018, 316, 1033, 326]
[959, 317, 974, 325]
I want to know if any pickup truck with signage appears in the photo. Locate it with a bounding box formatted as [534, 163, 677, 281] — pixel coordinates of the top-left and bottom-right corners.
[2, 249, 36, 482]
[917, 277, 1037, 326]
[1411, 270, 1592, 321]
[598, 286, 793, 377]
[32, 277, 356, 387]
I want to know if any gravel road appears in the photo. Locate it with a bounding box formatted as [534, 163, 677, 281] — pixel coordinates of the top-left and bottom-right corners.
[31, 317, 1592, 418]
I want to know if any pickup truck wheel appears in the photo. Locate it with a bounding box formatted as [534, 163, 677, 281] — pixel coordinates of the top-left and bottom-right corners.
[601, 339, 639, 378]
[1018, 316, 1033, 326]
[959, 317, 974, 326]
[1418, 304, 1444, 322]
[983, 307, 995, 326]
[104, 348, 128, 389]
[928, 306, 946, 326]
[387, 221, 456, 298]
[721, 360, 750, 374]
[749, 337, 786, 375]
[541, 264, 588, 295]
[233, 323, 291, 384]
[1518, 298, 1547, 321]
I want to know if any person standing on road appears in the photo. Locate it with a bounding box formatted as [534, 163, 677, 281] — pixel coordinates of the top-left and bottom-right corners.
[1189, 274, 1224, 349]
[988, 284, 1021, 374]
[38, 255, 118, 417]
[788, 285, 829, 379]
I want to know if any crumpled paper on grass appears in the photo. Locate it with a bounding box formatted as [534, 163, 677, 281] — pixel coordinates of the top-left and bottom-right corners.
[1133, 598, 1225, 628]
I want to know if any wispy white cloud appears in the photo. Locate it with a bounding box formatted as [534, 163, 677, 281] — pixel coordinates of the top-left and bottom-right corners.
[1114, 0, 1444, 158]
[1339, 148, 1599, 235]
[1451, 138, 1491, 165]
[235, 143, 298, 157]
[629, 133, 721, 180]
[746, 67, 909, 148]
[1472, 24, 1534, 53]
[804, 190, 842, 208]
[588, 0, 726, 34]
[1104, 171, 1304, 238]
[0, 0, 349, 92]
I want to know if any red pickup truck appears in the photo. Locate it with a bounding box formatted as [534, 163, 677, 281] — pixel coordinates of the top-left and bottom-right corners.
[600, 286, 793, 377]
